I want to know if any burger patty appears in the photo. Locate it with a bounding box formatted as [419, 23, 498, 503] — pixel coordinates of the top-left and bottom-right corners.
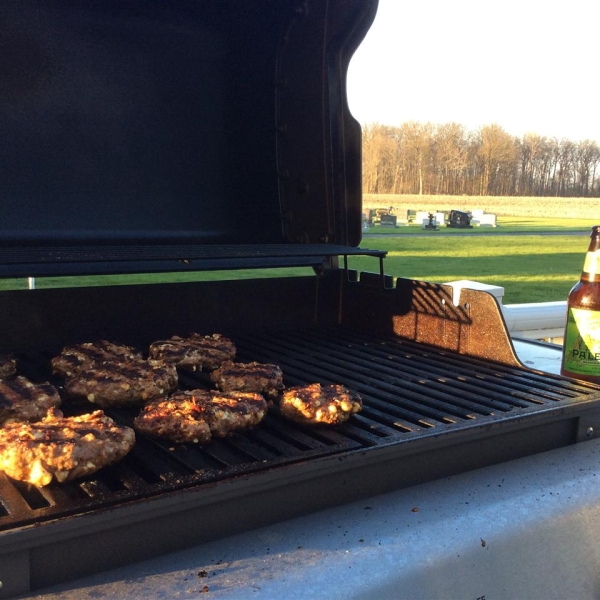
[64, 358, 178, 408]
[0, 376, 62, 426]
[210, 361, 284, 399]
[148, 333, 236, 371]
[0, 408, 135, 486]
[0, 355, 17, 380]
[279, 383, 362, 425]
[133, 389, 268, 444]
[52, 340, 143, 378]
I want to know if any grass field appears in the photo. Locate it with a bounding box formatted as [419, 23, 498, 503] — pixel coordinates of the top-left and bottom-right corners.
[350, 233, 586, 304]
[364, 193, 600, 220]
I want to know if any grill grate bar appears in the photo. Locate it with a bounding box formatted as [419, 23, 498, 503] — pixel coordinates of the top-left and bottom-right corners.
[259, 415, 345, 450]
[235, 334, 507, 423]
[313, 332, 554, 409]
[110, 461, 162, 491]
[214, 432, 278, 462]
[267, 330, 519, 412]
[130, 441, 221, 473]
[346, 411, 408, 436]
[353, 406, 419, 433]
[244, 427, 316, 457]
[38, 483, 81, 507]
[303, 327, 572, 404]
[331, 326, 590, 400]
[280, 365, 480, 427]
[78, 479, 114, 500]
[0, 477, 34, 519]
[291, 325, 591, 403]
[250, 346, 447, 429]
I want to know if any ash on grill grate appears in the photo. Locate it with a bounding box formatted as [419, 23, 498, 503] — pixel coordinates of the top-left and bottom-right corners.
[0, 325, 597, 533]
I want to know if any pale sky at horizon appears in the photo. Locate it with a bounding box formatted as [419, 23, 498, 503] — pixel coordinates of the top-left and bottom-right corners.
[347, 0, 600, 144]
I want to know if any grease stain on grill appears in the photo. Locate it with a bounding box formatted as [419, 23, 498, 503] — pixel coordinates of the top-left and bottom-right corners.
[392, 422, 413, 433]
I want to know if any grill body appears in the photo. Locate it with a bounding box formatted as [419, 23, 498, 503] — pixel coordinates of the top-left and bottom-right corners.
[1, 273, 599, 597]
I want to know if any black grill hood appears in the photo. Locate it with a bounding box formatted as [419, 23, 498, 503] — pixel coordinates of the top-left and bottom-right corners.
[0, 0, 378, 277]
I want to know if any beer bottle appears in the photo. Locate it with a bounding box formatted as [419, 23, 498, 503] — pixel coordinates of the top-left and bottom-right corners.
[561, 225, 600, 382]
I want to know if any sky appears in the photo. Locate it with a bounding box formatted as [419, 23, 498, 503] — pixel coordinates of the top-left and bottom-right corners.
[347, 0, 600, 144]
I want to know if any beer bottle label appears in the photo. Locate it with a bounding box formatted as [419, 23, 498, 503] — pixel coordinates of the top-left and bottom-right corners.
[563, 307, 600, 376]
[583, 250, 600, 275]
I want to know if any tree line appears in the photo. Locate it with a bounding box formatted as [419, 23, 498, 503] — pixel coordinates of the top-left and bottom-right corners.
[362, 122, 600, 197]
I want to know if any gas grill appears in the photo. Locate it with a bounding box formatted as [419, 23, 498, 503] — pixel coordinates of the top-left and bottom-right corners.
[1, 1, 600, 598]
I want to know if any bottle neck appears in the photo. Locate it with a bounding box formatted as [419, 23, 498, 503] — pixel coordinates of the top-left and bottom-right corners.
[582, 248, 600, 281]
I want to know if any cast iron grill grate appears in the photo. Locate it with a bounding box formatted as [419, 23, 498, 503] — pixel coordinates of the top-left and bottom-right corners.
[0, 324, 596, 532]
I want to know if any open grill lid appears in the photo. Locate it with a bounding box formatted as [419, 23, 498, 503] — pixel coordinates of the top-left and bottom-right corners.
[0, 0, 379, 278]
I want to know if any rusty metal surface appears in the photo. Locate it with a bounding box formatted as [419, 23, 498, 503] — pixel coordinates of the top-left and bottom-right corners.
[341, 274, 521, 366]
[396, 278, 520, 365]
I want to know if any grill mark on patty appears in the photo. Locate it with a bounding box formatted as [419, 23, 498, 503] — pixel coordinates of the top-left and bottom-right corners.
[210, 361, 284, 398]
[0, 381, 53, 407]
[134, 389, 268, 444]
[52, 341, 143, 379]
[149, 333, 236, 371]
[64, 357, 178, 408]
[0, 408, 136, 486]
[82, 361, 172, 382]
[214, 363, 277, 379]
[10, 425, 117, 445]
[0, 377, 62, 425]
[279, 383, 362, 426]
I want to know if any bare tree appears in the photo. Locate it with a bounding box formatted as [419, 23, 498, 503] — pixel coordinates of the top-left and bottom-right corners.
[574, 140, 600, 196]
[557, 139, 576, 196]
[362, 123, 396, 193]
[432, 123, 470, 195]
[401, 121, 433, 195]
[475, 124, 516, 196]
[517, 133, 546, 195]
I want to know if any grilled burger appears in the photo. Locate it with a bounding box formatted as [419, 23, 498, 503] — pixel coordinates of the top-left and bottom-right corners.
[134, 389, 268, 444]
[52, 340, 143, 378]
[148, 333, 236, 371]
[279, 383, 362, 425]
[64, 358, 178, 408]
[0, 355, 17, 380]
[0, 376, 62, 426]
[0, 408, 135, 486]
[210, 361, 284, 399]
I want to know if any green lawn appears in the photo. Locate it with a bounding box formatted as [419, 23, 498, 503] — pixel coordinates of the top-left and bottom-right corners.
[351, 233, 586, 303]
[1, 218, 592, 304]
[0, 268, 316, 292]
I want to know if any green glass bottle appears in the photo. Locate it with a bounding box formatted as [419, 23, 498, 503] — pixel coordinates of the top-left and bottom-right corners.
[561, 225, 600, 382]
